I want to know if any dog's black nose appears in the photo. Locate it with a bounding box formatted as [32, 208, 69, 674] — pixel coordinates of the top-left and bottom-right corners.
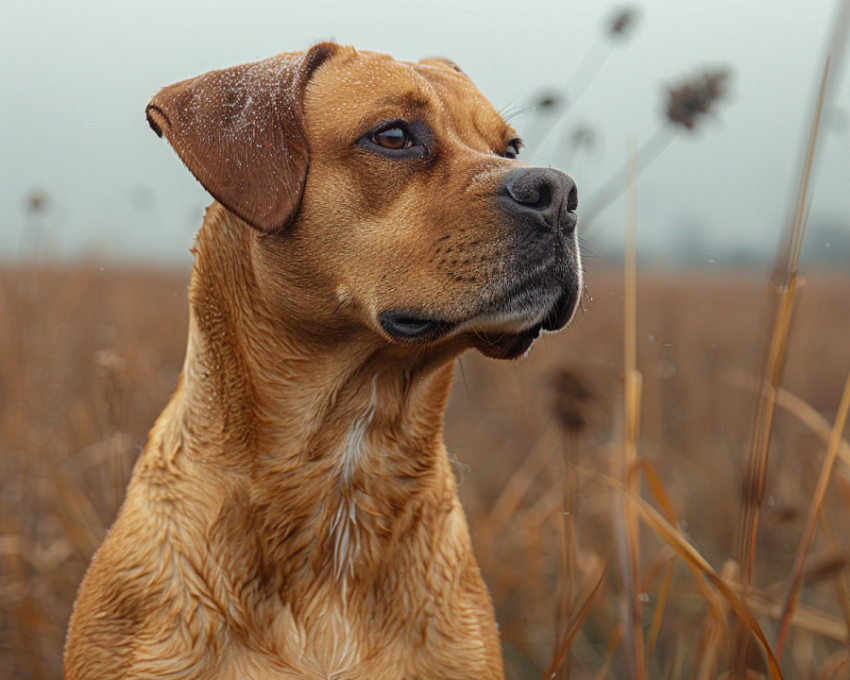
[498, 168, 577, 235]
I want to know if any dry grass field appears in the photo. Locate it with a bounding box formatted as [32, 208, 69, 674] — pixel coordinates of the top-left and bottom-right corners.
[1, 261, 850, 679]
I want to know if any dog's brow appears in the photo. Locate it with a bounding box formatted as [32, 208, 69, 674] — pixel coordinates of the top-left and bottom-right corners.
[370, 93, 433, 115]
[349, 94, 436, 139]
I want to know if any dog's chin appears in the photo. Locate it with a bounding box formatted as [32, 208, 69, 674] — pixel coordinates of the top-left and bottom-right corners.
[468, 287, 577, 360]
[468, 324, 542, 360]
[379, 287, 578, 360]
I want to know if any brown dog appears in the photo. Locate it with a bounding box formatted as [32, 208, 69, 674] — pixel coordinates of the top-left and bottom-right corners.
[64, 42, 580, 679]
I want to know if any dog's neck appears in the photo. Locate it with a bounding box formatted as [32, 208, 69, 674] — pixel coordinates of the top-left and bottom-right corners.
[179, 204, 456, 463]
[155, 204, 465, 598]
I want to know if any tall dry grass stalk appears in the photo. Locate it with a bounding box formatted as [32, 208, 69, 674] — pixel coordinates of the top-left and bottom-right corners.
[620, 137, 645, 680]
[775, 368, 850, 655]
[738, 61, 831, 590]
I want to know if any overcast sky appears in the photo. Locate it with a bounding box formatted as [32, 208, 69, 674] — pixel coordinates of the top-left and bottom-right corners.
[1, 0, 848, 264]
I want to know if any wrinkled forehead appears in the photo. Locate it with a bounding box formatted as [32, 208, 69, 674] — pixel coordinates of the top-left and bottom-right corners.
[305, 48, 517, 150]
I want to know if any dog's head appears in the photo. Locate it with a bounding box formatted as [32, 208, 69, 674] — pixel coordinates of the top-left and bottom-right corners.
[147, 42, 580, 361]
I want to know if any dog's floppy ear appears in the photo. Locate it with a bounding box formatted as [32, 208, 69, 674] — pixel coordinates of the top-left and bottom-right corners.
[145, 42, 338, 233]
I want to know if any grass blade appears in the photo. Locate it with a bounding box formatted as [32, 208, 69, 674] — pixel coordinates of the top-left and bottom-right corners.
[646, 558, 675, 673]
[728, 371, 850, 468]
[593, 470, 786, 679]
[591, 626, 623, 680]
[775, 366, 850, 656]
[542, 564, 607, 680]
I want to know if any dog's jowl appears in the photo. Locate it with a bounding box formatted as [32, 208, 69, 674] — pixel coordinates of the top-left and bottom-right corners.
[64, 42, 580, 680]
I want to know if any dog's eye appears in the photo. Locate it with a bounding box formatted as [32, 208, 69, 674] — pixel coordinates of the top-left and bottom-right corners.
[372, 126, 410, 150]
[504, 140, 522, 159]
[359, 120, 428, 158]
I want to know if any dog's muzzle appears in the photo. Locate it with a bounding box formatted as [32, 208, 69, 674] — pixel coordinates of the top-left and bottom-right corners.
[379, 166, 580, 359]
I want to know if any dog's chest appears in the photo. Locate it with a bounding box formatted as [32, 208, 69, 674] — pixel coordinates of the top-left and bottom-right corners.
[224, 625, 501, 680]
[222, 604, 402, 680]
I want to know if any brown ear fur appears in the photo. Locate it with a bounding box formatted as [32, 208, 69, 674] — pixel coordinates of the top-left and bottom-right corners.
[146, 42, 338, 233]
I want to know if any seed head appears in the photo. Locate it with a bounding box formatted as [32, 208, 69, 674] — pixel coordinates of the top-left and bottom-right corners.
[608, 7, 640, 39]
[665, 68, 731, 130]
[533, 91, 564, 111]
[569, 125, 597, 152]
[551, 367, 596, 435]
[25, 190, 50, 214]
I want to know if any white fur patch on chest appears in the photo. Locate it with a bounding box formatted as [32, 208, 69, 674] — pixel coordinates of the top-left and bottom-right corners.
[329, 495, 359, 580]
[340, 377, 378, 481]
[329, 377, 378, 580]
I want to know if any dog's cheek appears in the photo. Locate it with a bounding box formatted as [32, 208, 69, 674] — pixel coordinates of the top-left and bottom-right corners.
[422, 184, 516, 290]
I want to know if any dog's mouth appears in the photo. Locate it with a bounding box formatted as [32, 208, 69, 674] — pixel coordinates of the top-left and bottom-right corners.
[379, 285, 577, 360]
[378, 312, 457, 343]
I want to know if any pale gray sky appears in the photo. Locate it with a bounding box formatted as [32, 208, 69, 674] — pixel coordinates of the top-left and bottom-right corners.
[2, 0, 848, 264]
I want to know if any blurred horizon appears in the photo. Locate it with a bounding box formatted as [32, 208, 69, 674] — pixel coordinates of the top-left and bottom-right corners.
[2, 0, 849, 266]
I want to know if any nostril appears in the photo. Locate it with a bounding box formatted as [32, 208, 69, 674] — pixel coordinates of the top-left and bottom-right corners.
[526, 182, 552, 210]
[507, 177, 553, 211]
[567, 184, 578, 213]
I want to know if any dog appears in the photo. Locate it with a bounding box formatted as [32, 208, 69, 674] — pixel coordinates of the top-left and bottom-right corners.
[64, 42, 580, 679]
